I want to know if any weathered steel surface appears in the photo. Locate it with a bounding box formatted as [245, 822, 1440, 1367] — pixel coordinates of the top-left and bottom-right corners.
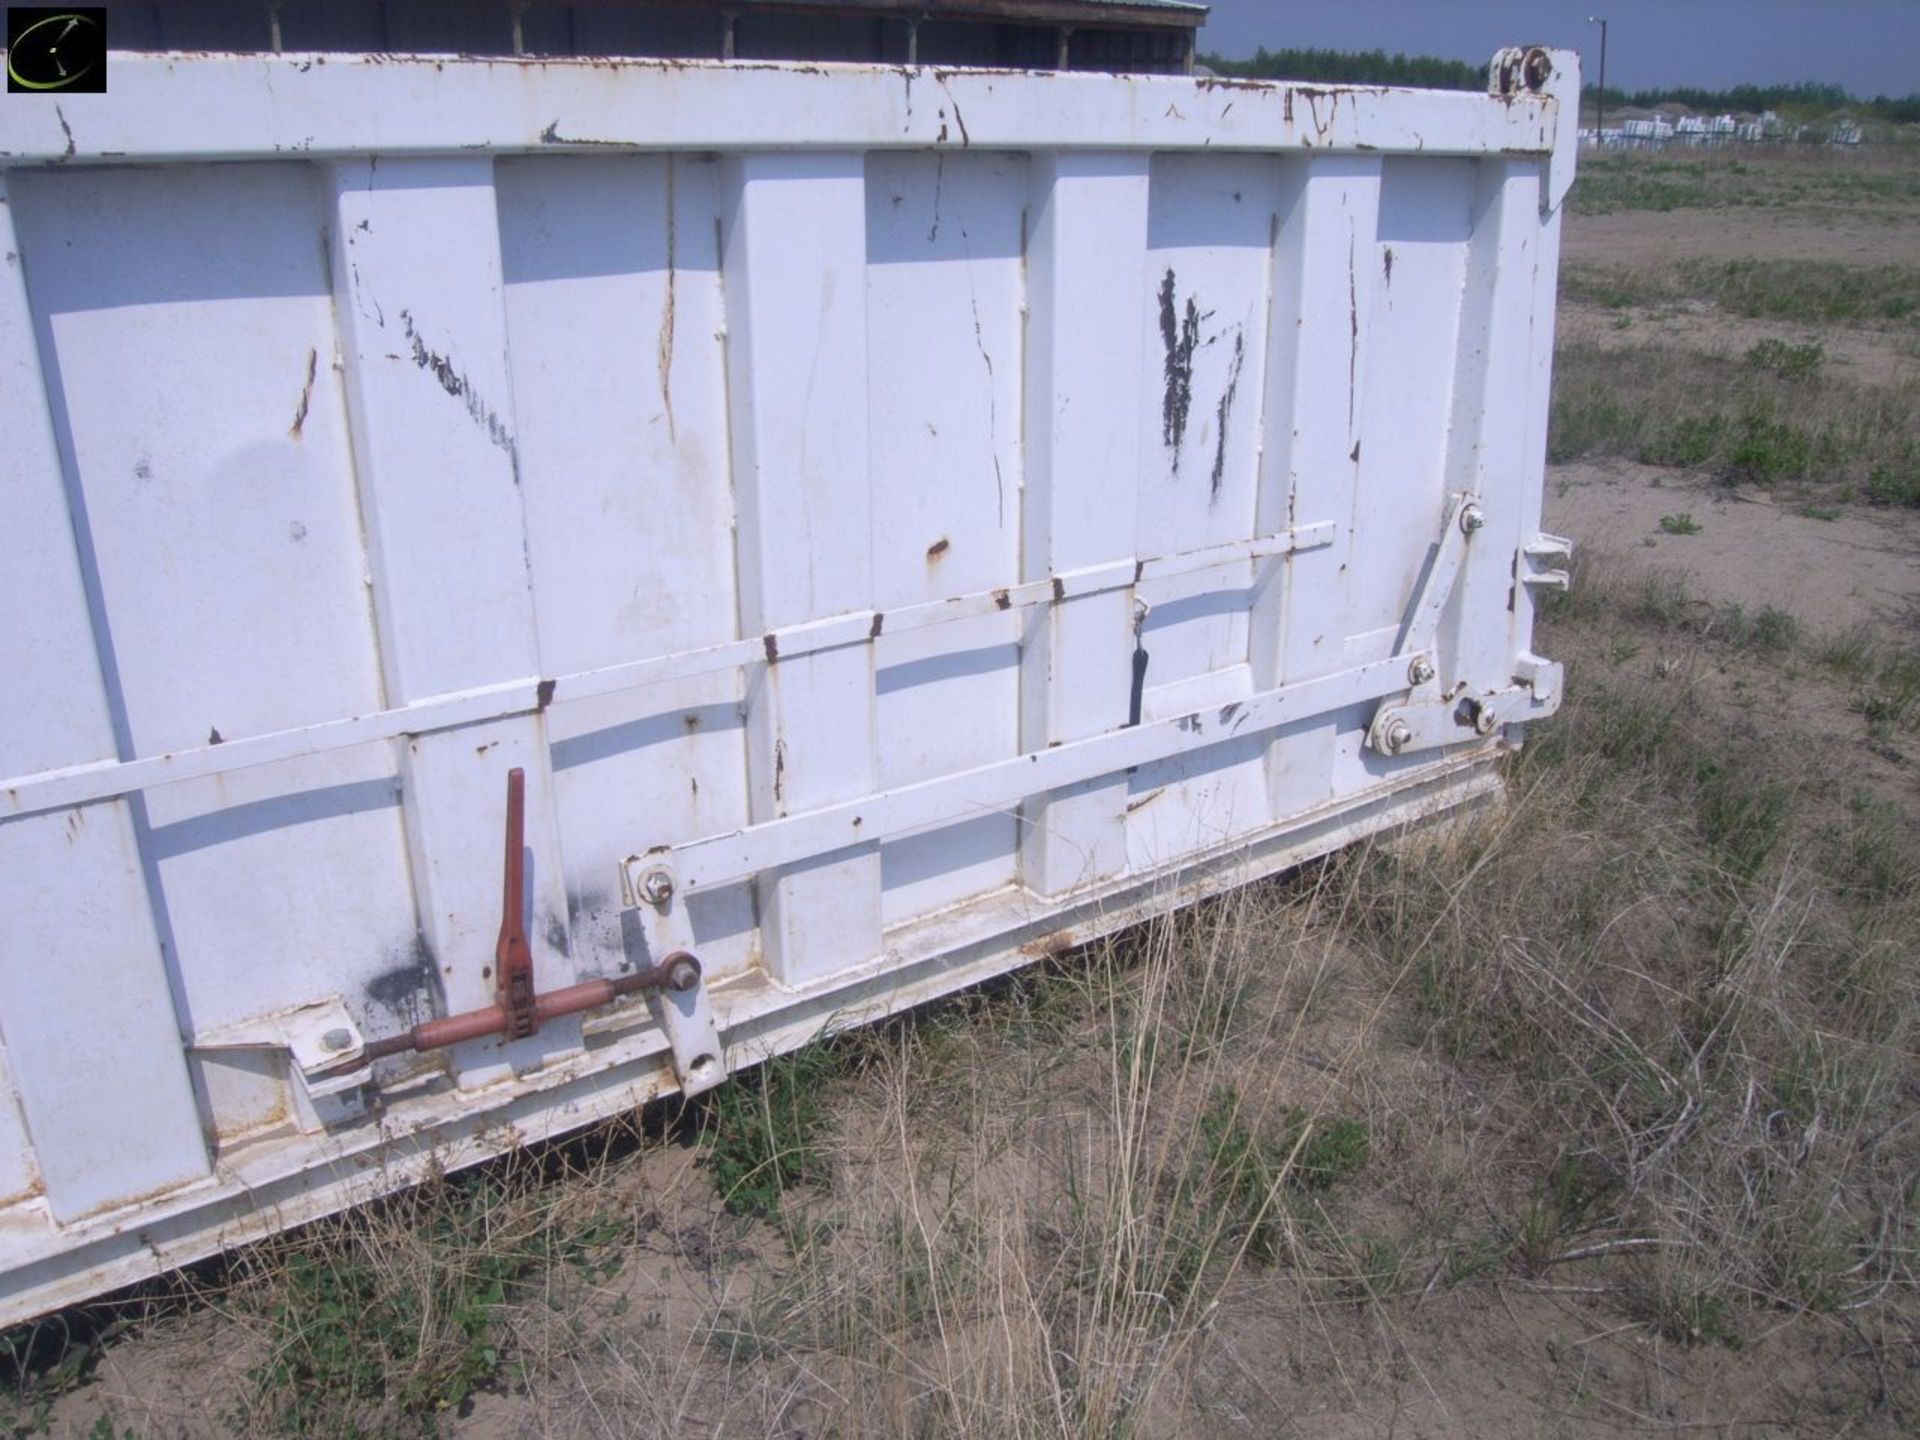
[0, 47, 1576, 1324]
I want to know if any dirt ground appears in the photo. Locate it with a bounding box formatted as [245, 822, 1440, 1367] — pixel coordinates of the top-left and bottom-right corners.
[14, 147, 1920, 1440]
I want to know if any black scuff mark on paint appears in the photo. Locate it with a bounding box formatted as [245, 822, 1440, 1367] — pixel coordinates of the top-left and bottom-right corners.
[207, 727, 224, 746]
[1383, 246, 1394, 286]
[1209, 329, 1246, 504]
[869, 612, 885, 639]
[658, 157, 677, 443]
[926, 537, 950, 559]
[1347, 228, 1359, 434]
[54, 105, 74, 159]
[1051, 576, 1066, 602]
[288, 346, 318, 438]
[763, 632, 779, 664]
[537, 120, 623, 147]
[1350, 441, 1362, 463]
[935, 73, 971, 146]
[366, 938, 436, 1025]
[399, 309, 520, 477]
[350, 262, 384, 330]
[536, 678, 557, 709]
[993, 589, 1011, 610]
[773, 740, 787, 809]
[542, 914, 571, 957]
[1158, 269, 1211, 469]
[928, 151, 945, 242]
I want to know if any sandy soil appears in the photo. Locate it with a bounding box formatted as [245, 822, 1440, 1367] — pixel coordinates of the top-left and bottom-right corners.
[1548, 458, 1920, 633]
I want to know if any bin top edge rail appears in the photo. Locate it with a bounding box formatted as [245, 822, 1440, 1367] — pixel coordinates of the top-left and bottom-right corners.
[0, 47, 1575, 192]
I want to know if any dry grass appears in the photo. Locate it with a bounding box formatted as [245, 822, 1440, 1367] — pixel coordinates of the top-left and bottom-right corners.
[1550, 336, 1920, 502]
[1571, 147, 1920, 217]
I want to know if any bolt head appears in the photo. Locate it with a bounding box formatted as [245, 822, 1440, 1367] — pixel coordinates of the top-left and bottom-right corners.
[1475, 708, 1500, 736]
[1382, 718, 1413, 755]
[639, 867, 675, 907]
[1460, 505, 1486, 535]
[1408, 657, 1436, 687]
[664, 955, 702, 992]
[320, 1027, 353, 1054]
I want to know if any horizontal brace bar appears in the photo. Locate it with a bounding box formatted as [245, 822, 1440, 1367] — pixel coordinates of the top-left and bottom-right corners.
[625, 649, 1417, 895]
[1, 523, 1331, 821]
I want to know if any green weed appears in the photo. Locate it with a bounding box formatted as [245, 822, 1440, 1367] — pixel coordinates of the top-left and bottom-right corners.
[700, 1041, 843, 1220]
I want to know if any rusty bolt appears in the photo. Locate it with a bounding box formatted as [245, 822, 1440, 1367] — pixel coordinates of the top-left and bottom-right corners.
[1408, 657, 1436, 687]
[320, 1027, 354, 1054]
[1460, 504, 1486, 536]
[1523, 48, 1552, 93]
[639, 867, 675, 907]
[663, 954, 702, 992]
[1381, 718, 1414, 755]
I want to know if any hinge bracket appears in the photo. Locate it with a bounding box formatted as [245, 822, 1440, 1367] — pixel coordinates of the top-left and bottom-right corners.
[625, 857, 727, 1098]
[1366, 511, 1569, 757]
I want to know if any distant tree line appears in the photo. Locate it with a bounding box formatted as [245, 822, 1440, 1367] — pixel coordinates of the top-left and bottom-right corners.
[1202, 49, 1920, 122]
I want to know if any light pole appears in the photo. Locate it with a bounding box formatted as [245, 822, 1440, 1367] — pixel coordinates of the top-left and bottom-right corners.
[1588, 15, 1609, 140]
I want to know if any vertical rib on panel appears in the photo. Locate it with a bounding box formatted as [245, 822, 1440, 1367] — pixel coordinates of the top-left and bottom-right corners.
[496, 155, 759, 987]
[1442, 161, 1543, 692]
[1250, 157, 1381, 822]
[1125, 155, 1279, 869]
[0, 175, 209, 1219]
[328, 158, 579, 1086]
[1018, 153, 1150, 897]
[865, 152, 1025, 926]
[720, 154, 881, 986]
[1514, 172, 1566, 683]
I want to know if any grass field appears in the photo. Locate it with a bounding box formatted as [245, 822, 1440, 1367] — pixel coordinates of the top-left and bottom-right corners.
[5, 147, 1919, 1439]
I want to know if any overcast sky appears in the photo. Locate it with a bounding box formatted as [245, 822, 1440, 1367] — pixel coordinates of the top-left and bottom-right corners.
[1196, 1, 1920, 98]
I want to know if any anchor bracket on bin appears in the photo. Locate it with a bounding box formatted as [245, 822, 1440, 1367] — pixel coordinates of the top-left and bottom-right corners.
[625, 856, 727, 1098]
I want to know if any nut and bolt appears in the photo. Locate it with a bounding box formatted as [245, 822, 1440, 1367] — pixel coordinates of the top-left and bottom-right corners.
[1475, 708, 1500, 736]
[320, 1027, 354, 1054]
[1380, 718, 1414, 755]
[1407, 657, 1436, 687]
[638, 867, 675, 907]
[663, 954, 702, 992]
[1459, 504, 1486, 535]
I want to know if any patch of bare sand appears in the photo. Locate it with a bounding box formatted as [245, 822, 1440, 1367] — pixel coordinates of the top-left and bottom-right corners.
[1548, 459, 1920, 633]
